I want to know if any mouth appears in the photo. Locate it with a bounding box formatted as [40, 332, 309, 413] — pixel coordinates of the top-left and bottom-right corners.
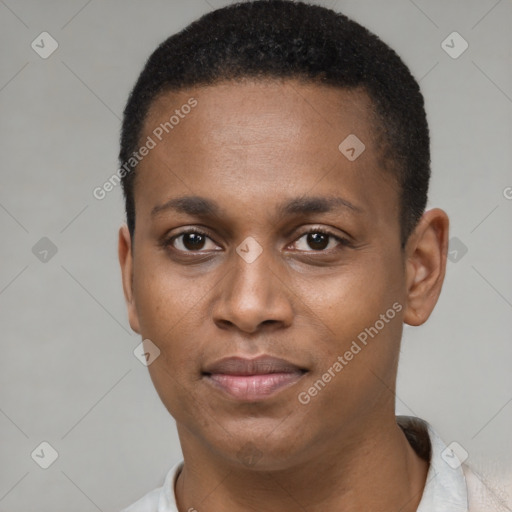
[202, 355, 308, 401]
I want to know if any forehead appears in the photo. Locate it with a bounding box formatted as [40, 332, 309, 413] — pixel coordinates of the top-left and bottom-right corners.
[134, 79, 398, 226]
[143, 79, 377, 150]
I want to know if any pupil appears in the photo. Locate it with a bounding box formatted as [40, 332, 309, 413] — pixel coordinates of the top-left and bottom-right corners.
[184, 233, 205, 250]
[308, 233, 328, 250]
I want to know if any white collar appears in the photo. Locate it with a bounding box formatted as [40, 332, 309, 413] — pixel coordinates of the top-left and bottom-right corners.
[402, 417, 469, 511]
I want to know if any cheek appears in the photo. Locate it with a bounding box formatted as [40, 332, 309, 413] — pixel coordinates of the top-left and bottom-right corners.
[297, 253, 404, 395]
[295, 283, 403, 430]
[137, 271, 209, 421]
[132, 259, 211, 387]
[301, 258, 403, 338]
[134, 254, 198, 334]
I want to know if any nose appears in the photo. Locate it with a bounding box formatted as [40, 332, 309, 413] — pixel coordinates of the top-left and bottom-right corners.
[212, 244, 294, 334]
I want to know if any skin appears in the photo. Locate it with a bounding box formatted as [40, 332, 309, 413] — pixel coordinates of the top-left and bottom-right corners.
[119, 79, 449, 512]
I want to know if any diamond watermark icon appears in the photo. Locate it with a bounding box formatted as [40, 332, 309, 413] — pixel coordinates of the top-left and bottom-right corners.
[448, 237, 468, 263]
[31, 441, 59, 469]
[441, 32, 468, 59]
[338, 134, 365, 161]
[31, 32, 59, 59]
[441, 441, 469, 469]
[237, 442, 263, 467]
[32, 237, 58, 263]
[236, 236, 263, 264]
[134, 339, 161, 366]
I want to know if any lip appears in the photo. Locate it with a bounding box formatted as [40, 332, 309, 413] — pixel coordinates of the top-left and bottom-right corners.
[202, 355, 307, 401]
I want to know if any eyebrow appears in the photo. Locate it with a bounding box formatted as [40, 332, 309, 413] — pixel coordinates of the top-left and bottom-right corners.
[277, 196, 363, 216]
[152, 196, 220, 217]
[151, 194, 363, 219]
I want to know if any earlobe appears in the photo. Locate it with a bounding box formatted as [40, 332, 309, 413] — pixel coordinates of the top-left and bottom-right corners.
[118, 224, 141, 334]
[403, 208, 449, 326]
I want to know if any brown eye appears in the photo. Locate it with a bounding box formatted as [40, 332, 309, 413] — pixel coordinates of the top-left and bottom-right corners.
[306, 232, 330, 251]
[169, 230, 219, 252]
[181, 233, 206, 250]
[291, 229, 349, 252]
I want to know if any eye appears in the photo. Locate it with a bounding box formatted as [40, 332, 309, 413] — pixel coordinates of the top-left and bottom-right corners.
[168, 229, 220, 252]
[290, 228, 349, 252]
[164, 227, 351, 255]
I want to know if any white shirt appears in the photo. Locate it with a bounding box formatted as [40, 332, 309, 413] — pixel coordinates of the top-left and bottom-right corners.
[121, 416, 506, 512]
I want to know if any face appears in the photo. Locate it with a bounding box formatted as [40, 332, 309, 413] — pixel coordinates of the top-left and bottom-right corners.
[119, 80, 444, 470]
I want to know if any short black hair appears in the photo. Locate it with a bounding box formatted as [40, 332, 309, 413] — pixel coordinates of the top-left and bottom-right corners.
[119, 0, 430, 246]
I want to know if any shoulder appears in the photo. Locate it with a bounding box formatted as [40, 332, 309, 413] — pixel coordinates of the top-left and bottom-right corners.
[463, 464, 511, 512]
[120, 487, 161, 512]
[119, 461, 183, 512]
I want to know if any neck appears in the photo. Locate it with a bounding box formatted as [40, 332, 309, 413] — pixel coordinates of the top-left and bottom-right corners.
[174, 416, 429, 512]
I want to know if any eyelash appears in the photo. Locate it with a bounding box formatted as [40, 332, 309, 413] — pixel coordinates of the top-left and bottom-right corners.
[163, 227, 352, 254]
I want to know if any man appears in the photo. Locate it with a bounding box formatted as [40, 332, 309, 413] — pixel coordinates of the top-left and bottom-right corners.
[118, 1, 500, 510]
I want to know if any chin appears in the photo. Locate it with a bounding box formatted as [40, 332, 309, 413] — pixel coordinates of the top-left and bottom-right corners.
[209, 427, 309, 472]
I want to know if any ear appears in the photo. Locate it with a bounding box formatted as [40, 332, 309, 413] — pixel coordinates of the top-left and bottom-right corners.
[118, 224, 141, 334]
[403, 208, 449, 326]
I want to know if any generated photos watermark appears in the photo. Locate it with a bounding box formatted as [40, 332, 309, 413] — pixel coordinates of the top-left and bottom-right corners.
[298, 302, 403, 405]
[93, 97, 198, 200]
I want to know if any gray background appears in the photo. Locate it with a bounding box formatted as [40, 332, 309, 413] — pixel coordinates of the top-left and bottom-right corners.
[1, 0, 511, 510]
